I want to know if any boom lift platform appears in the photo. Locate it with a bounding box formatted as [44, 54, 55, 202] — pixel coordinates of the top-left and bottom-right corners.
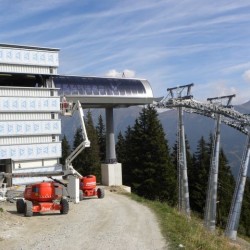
[62, 99, 104, 200]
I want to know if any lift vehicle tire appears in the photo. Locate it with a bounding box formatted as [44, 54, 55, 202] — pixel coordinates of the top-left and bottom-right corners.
[16, 199, 25, 213]
[97, 188, 105, 199]
[24, 200, 33, 217]
[79, 190, 84, 201]
[60, 198, 69, 214]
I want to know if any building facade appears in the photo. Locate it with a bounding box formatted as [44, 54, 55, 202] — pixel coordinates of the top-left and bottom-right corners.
[0, 44, 61, 185]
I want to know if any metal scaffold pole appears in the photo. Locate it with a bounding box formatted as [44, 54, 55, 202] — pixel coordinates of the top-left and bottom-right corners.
[178, 107, 191, 217]
[204, 113, 221, 231]
[225, 133, 250, 240]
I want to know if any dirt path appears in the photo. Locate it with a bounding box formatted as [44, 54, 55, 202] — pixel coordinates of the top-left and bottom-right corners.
[0, 189, 168, 250]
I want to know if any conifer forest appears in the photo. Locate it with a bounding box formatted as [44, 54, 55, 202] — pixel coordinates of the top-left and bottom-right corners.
[61, 106, 250, 237]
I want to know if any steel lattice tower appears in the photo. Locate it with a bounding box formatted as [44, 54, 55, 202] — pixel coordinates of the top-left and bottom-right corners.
[204, 113, 221, 231]
[203, 95, 234, 231]
[162, 83, 193, 217]
[225, 133, 250, 240]
[177, 106, 190, 217]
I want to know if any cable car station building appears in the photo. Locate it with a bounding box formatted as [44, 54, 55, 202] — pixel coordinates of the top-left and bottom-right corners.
[0, 44, 154, 186]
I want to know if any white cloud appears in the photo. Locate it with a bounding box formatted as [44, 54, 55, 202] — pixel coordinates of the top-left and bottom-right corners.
[195, 80, 238, 102]
[105, 69, 136, 78]
[122, 69, 136, 78]
[222, 62, 250, 74]
[214, 81, 237, 97]
[105, 69, 122, 77]
[243, 70, 250, 83]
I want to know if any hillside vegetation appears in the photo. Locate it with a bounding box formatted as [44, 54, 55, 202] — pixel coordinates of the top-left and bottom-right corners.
[128, 193, 249, 250]
[62, 105, 250, 239]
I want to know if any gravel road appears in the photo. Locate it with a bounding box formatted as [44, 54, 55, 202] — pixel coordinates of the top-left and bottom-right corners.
[0, 189, 168, 250]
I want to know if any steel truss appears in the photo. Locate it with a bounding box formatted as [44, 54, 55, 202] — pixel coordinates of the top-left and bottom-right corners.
[162, 84, 194, 217]
[155, 84, 250, 239]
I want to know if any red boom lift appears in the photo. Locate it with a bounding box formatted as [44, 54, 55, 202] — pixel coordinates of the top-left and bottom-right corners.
[79, 175, 104, 200]
[16, 181, 68, 217]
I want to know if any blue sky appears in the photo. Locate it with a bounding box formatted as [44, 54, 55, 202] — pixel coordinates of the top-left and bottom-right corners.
[1, 0, 250, 104]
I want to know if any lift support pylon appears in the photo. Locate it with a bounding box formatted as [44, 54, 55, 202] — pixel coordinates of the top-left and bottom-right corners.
[166, 84, 194, 218]
[225, 132, 250, 240]
[204, 95, 235, 232]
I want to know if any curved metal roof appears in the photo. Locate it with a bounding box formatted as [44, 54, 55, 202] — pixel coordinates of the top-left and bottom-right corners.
[52, 75, 155, 108]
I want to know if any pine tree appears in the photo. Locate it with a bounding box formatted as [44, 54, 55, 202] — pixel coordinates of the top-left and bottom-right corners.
[96, 114, 106, 162]
[120, 126, 134, 186]
[82, 110, 101, 182]
[60, 134, 71, 166]
[217, 149, 235, 228]
[126, 105, 175, 202]
[240, 177, 250, 236]
[116, 131, 126, 163]
[189, 136, 210, 215]
[189, 134, 236, 224]
[72, 128, 83, 171]
[72, 111, 101, 182]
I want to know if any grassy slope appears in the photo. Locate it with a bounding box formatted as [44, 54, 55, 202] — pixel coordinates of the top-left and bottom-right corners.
[126, 193, 247, 250]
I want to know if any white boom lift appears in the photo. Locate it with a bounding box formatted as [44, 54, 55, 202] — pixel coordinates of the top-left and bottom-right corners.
[64, 100, 90, 173]
[0, 100, 90, 204]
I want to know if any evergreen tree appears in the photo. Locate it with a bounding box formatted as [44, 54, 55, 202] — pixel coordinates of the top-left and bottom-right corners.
[96, 114, 106, 162]
[60, 134, 71, 166]
[120, 126, 134, 186]
[72, 111, 101, 182]
[216, 149, 235, 228]
[240, 177, 250, 236]
[125, 105, 175, 202]
[189, 134, 236, 226]
[72, 128, 83, 171]
[82, 110, 101, 181]
[116, 131, 126, 164]
[189, 136, 210, 215]
[203, 134, 235, 228]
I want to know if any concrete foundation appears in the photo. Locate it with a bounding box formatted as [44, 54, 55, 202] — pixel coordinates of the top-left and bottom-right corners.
[121, 185, 131, 193]
[101, 163, 122, 186]
[225, 230, 237, 241]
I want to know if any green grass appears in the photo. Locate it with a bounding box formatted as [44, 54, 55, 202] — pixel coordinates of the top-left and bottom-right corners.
[0, 207, 3, 213]
[126, 193, 242, 250]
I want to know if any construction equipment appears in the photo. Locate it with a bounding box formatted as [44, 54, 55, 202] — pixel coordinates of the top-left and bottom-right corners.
[16, 180, 68, 217]
[79, 175, 104, 200]
[0, 99, 104, 208]
[63, 100, 91, 171]
[63, 99, 105, 200]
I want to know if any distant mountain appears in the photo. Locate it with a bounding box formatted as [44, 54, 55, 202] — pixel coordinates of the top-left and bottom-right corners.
[235, 100, 250, 114]
[61, 100, 250, 177]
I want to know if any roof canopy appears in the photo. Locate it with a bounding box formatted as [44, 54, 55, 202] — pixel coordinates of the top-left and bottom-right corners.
[52, 75, 155, 108]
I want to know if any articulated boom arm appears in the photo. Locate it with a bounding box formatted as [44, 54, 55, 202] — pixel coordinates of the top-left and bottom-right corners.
[65, 101, 90, 171]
